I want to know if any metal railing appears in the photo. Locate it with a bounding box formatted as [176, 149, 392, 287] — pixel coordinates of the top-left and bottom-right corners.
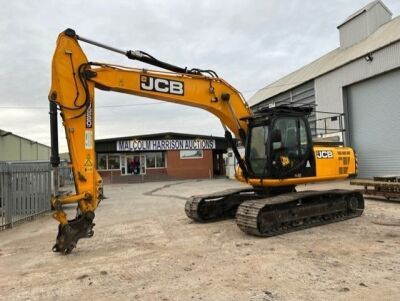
[0, 162, 51, 230]
[312, 111, 346, 141]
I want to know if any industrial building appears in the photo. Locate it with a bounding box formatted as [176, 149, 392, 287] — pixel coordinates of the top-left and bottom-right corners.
[95, 132, 228, 183]
[0, 129, 50, 161]
[249, 0, 400, 178]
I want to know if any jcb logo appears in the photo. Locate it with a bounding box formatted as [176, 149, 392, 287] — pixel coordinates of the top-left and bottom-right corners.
[316, 150, 333, 159]
[140, 75, 184, 95]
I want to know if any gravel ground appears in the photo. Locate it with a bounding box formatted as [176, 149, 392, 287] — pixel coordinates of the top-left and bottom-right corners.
[0, 179, 399, 301]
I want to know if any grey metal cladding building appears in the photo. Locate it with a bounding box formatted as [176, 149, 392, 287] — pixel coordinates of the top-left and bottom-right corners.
[249, 0, 400, 178]
[0, 129, 50, 161]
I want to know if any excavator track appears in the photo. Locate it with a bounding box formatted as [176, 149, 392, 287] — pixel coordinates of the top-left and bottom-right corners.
[185, 188, 266, 222]
[236, 189, 364, 236]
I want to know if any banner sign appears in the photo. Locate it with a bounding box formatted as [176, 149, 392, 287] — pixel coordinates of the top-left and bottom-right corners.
[116, 139, 216, 151]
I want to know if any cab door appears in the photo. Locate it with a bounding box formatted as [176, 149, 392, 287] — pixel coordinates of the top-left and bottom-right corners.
[269, 116, 315, 178]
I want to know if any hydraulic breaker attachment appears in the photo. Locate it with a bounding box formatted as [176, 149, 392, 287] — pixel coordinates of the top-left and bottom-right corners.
[52, 211, 95, 254]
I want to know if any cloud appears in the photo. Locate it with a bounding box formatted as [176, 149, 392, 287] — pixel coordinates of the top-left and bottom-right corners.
[1, 0, 399, 152]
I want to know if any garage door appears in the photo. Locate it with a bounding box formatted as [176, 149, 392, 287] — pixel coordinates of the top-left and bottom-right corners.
[346, 69, 400, 178]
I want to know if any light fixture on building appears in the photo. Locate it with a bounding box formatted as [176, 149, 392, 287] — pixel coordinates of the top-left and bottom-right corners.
[364, 53, 373, 62]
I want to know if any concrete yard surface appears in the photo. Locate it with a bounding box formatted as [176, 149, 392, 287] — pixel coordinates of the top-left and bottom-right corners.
[0, 179, 399, 301]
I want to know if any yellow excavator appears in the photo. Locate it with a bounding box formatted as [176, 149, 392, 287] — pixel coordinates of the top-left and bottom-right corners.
[49, 29, 364, 254]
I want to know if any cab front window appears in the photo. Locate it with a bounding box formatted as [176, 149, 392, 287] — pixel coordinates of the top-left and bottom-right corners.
[270, 117, 310, 176]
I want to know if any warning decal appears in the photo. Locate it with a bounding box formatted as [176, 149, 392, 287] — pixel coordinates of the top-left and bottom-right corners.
[84, 155, 93, 172]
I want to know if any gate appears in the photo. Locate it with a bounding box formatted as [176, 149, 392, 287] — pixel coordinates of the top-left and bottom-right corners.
[0, 162, 51, 230]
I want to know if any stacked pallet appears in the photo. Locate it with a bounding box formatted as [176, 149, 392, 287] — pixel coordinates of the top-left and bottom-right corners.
[350, 175, 400, 200]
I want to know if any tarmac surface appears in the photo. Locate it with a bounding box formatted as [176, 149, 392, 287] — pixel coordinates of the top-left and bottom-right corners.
[0, 179, 399, 301]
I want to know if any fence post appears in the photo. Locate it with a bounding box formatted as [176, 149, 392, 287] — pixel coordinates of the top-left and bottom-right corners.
[7, 164, 13, 228]
[0, 163, 11, 229]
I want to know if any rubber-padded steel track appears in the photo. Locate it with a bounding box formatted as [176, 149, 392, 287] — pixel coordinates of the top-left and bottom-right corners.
[236, 189, 364, 236]
[185, 188, 265, 222]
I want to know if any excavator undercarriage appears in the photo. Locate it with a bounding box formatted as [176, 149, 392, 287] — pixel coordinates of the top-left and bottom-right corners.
[236, 189, 364, 236]
[185, 188, 263, 222]
[186, 189, 364, 236]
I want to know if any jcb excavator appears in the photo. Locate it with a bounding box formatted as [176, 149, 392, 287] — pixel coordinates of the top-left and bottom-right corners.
[49, 29, 364, 254]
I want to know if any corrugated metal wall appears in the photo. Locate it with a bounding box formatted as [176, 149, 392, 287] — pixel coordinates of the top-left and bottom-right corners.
[368, 3, 392, 34]
[339, 13, 368, 49]
[339, 3, 391, 49]
[252, 80, 316, 134]
[315, 40, 400, 141]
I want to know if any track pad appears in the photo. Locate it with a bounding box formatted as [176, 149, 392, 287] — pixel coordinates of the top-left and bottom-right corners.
[52, 211, 95, 254]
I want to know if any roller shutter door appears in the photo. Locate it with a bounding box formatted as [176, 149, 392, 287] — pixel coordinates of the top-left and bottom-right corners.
[346, 69, 400, 178]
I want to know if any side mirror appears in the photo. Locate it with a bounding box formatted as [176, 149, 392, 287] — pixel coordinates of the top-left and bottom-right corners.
[271, 129, 282, 143]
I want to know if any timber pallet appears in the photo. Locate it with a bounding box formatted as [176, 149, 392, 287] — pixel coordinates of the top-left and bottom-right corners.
[350, 176, 400, 201]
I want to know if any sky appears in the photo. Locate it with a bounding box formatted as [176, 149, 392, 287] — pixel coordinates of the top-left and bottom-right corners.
[1, 0, 399, 152]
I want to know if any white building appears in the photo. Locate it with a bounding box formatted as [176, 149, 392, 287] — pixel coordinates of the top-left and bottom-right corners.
[249, 0, 400, 178]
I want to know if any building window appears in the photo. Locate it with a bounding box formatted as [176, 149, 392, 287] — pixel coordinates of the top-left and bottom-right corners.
[108, 154, 120, 170]
[180, 150, 203, 159]
[97, 154, 107, 170]
[155, 152, 165, 167]
[146, 152, 166, 168]
[146, 154, 156, 168]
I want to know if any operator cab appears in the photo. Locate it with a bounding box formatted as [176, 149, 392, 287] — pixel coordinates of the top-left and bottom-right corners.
[244, 106, 316, 179]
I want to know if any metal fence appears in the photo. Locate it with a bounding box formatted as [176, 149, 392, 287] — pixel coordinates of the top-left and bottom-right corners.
[0, 162, 51, 230]
[59, 163, 74, 187]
